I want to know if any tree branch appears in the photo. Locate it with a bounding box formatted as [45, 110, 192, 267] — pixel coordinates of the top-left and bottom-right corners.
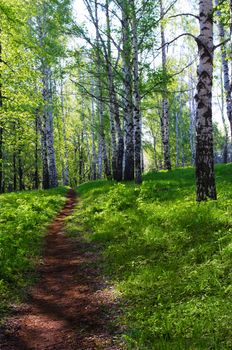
[168, 13, 199, 20]
[156, 32, 197, 51]
[213, 38, 230, 50]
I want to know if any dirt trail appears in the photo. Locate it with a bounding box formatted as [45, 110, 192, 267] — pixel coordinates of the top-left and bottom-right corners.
[0, 189, 120, 350]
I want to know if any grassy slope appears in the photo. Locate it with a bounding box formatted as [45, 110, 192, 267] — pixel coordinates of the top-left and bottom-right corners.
[77, 164, 232, 350]
[0, 187, 67, 315]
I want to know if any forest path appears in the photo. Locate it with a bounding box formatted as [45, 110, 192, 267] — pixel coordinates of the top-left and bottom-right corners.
[0, 189, 119, 350]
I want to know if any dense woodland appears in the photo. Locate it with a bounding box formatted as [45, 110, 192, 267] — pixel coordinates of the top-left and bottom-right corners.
[1, 0, 232, 201]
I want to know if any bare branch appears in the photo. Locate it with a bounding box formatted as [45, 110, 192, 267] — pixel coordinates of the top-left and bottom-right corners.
[168, 13, 199, 20]
[213, 38, 230, 50]
[156, 32, 197, 51]
[0, 58, 15, 72]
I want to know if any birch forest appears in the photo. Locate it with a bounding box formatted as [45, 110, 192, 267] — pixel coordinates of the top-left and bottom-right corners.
[0, 0, 231, 200]
[1, 0, 232, 349]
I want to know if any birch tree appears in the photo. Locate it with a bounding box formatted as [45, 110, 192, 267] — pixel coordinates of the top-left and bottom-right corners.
[160, 0, 171, 170]
[215, 0, 232, 144]
[195, 0, 216, 201]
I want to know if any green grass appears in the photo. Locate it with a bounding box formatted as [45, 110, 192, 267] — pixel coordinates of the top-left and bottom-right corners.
[0, 187, 68, 315]
[76, 164, 232, 350]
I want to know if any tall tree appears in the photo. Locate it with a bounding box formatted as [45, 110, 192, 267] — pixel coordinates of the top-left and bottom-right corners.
[195, 0, 216, 201]
[121, 0, 134, 181]
[131, 0, 142, 184]
[160, 0, 171, 170]
[215, 0, 232, 144]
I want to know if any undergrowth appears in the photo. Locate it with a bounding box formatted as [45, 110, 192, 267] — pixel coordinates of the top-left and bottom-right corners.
[76, 164, 232, 350]
[0, 187, 67, 316]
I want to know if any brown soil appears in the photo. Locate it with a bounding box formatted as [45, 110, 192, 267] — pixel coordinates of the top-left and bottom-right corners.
[0, 189, 121, 350]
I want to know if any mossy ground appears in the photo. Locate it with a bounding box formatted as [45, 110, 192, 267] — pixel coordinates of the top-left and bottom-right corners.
[74, 164, 232, 349]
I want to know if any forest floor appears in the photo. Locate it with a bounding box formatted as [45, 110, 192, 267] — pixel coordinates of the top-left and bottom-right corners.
[0, 189, 120, 350]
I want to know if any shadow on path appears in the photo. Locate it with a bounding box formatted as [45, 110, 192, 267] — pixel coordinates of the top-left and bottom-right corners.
[0, 189, 120, 350]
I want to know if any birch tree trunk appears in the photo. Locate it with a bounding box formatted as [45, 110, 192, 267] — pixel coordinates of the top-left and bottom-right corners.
[195, 0, 216, 201]
[151, 130, 158, 171]
[219, 66, 229, 163]
[34, 112, 39, 189]
[188, 75, 196, 165]
[216, 0, 232, 143]
[160, 0, 171, 170]
[94, 0, 110, 179]
[175, 107, 179, 167]
[60, 76, 69, 186]
[131, 0, 142, 184]
[179, 94, 185, 167]
[39, 114, 49, 189]
[121, 0, 134, 180]
[91, 86, 97, 180]
[44, 71, 58, 188]
[105, 0, 118, 180]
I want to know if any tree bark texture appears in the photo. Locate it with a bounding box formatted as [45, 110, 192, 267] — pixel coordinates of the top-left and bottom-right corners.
[94, 0, 110, 179]
[121, 1, 134, 180]
[60, 77, 70, 186]
[91, 87, 97, 180]
[131, 0, 142, 184]
[195, 0, 216, 201]
[216, 0, 232, 143]
[44, 71, 58, 188]
[160, 0, 171, 170]
[188, 75, 196, 165]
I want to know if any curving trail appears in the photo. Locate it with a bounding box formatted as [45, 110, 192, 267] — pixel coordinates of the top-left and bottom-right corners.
[0, 189, 120, 350]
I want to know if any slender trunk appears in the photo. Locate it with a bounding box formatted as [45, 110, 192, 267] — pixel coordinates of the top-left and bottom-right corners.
[45, 72, 58, 188]
[57, 112, 65, 184]
[154, 137, 158, 170]
[60, 76, 69, 185]
[13, 152, 17, 192]
[121, 1, 134, 180]
[34, 112, 40, 189]
[95, 0, 110, 179]
[91, 85, 97, 180]
[38, 114, 49, 189]
[105, 0, 118, 180]
[160, 0, 171, 170]
[18, 147, 24, 191]
[216, 0, 232, 143]
[179, 94, 185, 167]
[195, 0, 216, 201]
[73, 135, 78, 186]
[114, 105, 124, 181]
[175, 109, 179, 167]
[13, 125, 17, 192]
[81, 92, 91, 173]
[131, 0, 142, 184]
[78, 133, 84, 183]
[188, 75, 196, 165]
[219, 66, 229, 163]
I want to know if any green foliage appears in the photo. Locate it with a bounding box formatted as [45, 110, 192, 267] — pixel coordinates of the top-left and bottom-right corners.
[0, 187, 67, 314]
[76, 165, 232, 349]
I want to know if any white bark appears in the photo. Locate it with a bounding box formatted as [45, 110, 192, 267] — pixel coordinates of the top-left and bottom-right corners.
[131, 0, 142, 184]
[188, 75, 196, 165]
[91, 83, 97, 180]
[195, 0, 216, 201]
[160, 0, 171, 170]
[216, 0, 232, 143]
[121, 0, 134, 180]
[60, 77, 69, 186]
